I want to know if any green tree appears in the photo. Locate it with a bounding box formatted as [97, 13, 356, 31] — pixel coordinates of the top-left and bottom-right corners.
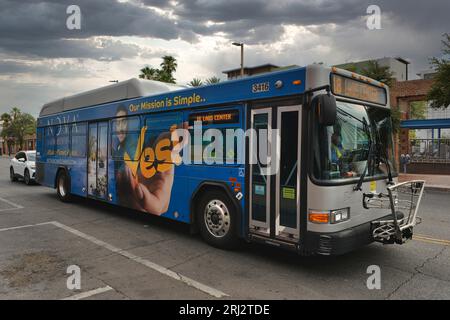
[139, 66, 159, 81]
[410, 101, 427, 120]
[159, 55, 177, 83]
[139, 56, 178, 84]
[338, 60, 394, 86]
[1, 108, 36, 150]
[360, 61, 395, 86]
[205, 76, 221, 85]
[189, 78, 203, 87]
[427, 33, 450, 109]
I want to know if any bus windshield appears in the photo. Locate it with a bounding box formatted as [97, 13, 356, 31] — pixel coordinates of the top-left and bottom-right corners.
[312, 101, 397, 182]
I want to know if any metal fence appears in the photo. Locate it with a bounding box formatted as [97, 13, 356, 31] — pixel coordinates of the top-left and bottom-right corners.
[409, 138, 450, 163]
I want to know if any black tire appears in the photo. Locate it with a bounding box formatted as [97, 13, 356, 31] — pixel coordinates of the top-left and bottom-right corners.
[10, 167, 17, 182]
[24, 169, 32, 185]
[56, 170, 72, 202]
[197, 190, 239, 250]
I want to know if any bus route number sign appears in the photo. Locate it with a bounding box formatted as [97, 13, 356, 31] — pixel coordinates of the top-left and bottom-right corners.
[252, 82, 269, 93]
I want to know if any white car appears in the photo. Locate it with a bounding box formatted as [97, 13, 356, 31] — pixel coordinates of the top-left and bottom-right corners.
[10, 150, 36, 185]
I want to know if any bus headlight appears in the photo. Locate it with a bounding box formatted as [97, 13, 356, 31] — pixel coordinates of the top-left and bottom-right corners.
[330, 208, 350, 224]
[308, 208, 350, 224]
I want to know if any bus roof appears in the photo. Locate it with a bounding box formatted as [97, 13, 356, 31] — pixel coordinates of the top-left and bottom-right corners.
[39, 78, 186, 117]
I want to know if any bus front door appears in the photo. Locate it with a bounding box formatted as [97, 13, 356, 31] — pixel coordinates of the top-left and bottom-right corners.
[87, 121, 108, 200]
[249, 105, 301, 242]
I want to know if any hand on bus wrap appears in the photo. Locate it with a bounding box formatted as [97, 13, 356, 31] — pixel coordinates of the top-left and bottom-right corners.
[117, 122, 188, 216]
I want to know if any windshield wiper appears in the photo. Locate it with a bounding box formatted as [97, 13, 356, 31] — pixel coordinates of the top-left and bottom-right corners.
[354, 117, 374, 191]
[373, 124, 394, 185]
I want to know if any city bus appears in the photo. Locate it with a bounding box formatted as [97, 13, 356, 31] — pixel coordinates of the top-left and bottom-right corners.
[36, 64, 425, 255]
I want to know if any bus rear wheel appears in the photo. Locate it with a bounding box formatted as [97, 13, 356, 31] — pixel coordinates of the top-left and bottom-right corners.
[197, 190, 239, 250]
[56, 170, 71, 202]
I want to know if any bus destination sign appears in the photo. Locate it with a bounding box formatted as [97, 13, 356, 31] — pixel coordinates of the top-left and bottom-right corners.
[331, 73, 387, 105]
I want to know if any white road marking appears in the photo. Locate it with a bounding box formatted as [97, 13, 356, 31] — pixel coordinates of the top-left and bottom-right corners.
[0, 220, 229, 298]
[0, 197, 24, 212]
[0, 221, 52, 232]
[62, 286, 113, 300]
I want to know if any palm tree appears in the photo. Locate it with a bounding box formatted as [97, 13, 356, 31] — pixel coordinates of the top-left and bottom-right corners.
[139, 66, 159, 80]
[205, 76, 221, 85]
[159, 56, 177, 84]
[189, 78, 203, 87]
[160, 55, 177, 75]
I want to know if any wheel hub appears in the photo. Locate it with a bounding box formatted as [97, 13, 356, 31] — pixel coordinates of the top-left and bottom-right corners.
[204, 199, 230, 238]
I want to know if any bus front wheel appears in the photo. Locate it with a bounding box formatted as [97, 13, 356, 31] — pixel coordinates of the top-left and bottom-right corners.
[197, 190, 239, 250]
[56, 170, 71, 202]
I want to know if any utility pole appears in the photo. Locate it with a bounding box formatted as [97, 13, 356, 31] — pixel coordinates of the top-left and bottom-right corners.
[232, 42, 244, 77]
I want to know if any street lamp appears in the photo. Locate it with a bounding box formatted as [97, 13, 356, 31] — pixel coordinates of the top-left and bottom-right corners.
[109, 80, 119, 83]
[232, 42, 244, 77]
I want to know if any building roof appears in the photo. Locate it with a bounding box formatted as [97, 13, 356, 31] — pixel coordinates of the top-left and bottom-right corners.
[39, 78, 186, 117]
[222, 63, 280, 74]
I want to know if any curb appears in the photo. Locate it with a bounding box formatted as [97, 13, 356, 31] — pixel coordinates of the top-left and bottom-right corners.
[424, 185, 450, 193]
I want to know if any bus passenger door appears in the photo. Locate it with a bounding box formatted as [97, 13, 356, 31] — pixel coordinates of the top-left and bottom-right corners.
[249, 105, 301, 242]
[87, 121, 108, 199]
[249, 108, 272, 235]
[275, 106, 301, 240]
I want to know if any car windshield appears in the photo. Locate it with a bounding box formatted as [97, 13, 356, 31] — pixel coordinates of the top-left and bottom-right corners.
[27, 153, 36, 161]
[312, 101, 397, 182]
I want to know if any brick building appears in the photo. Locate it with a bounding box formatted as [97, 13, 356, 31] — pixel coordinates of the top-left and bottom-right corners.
[390, 78, 450, 174]
[0, 134, 36, 156]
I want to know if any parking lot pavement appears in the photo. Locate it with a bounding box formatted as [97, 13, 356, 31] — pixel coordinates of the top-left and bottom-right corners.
[0, 157, 449, 299]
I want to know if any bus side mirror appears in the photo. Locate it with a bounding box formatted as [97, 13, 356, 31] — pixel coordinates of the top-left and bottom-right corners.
[313, 94, 337, 126]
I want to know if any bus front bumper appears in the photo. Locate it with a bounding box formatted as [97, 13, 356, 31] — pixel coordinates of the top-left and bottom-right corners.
[304, 215, 398, 256]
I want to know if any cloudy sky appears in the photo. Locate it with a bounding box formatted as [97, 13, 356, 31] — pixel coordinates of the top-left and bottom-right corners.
[0, 0, 449, 117]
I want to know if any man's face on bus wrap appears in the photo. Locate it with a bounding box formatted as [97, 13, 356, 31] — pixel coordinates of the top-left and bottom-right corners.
[116, 110, 127, 144]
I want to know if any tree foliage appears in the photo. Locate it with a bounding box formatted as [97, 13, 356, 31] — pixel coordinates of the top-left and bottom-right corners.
[360, 61, 395, 87]
[409, 101, 427, 120]
[188, 76, 221, 87]
[205, 76, 221, 85]
[139, 56, 178, 84]
[1, 107, 36, 150]
[188, 78, 203, 87]
[427, 33, 450, 109]
[338, 60, 395, 86]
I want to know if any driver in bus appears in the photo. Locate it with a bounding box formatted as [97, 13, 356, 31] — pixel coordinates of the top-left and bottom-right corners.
[330, 132, 356, 178]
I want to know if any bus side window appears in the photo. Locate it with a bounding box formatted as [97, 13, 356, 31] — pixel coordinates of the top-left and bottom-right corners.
[189, 127, 239, 165]
[45, 127, 56, 156]
[110, 116, 141, 161]
[145, 114, 183, 164]
[56, 124, 70, 157]
[70, 123, 87, 157]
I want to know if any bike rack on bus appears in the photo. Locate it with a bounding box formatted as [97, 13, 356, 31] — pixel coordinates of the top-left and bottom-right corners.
[363, 180, 425, 244]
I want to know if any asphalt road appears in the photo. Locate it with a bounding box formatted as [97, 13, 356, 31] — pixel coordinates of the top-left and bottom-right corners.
[0, 156, 449, 300]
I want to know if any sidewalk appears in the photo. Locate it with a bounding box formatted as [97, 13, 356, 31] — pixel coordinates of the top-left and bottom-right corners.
[399, 173, 450, 192]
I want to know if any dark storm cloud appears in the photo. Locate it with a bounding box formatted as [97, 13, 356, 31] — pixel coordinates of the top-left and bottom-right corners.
[0, 0, 180, 41]
[1, 0, 448, 60]
[143, 0, 450, 42]
[0, 38, 142, 61]
[0, 60, 91, 77]
[0, 0, 192, 61]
